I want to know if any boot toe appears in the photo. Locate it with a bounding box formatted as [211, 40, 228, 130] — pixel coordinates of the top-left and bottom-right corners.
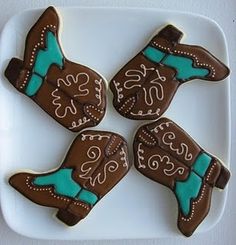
[177, 183, 212, 237]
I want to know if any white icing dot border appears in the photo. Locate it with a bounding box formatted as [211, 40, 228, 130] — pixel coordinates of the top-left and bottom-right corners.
[85, 105, 104, 122]
[152, 42, 216, 78]
[139, 129, 157, 145]
[22, 24, 57, 88]
[107, 136, 123, 156]
[26, 177, 90, 210]
[118, 97, 135, 114]
[181, 184, 207, 222]
[26, 176, 70, 202]
[206, 162, 217, 182]
[72, 201, 90, 210]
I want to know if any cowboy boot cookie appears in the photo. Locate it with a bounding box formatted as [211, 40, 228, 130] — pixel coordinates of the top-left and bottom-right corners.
[110, 25, 229, 120]
[9, 130, 130, 226]
[5, 7, 106, 132]
[133, 118, 230, 236]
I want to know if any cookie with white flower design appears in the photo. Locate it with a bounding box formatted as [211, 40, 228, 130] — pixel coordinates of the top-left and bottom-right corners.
[110, 24, 229, 120]
[5, 6, 106, 132]
[133, 117, 230, 236]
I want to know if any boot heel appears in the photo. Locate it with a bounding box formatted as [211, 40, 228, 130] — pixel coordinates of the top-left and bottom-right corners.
[215, 165, 230, 189]
[5, 58, 23, 86]
[56, 209, 82, 226]
[157, 25, 183, 43]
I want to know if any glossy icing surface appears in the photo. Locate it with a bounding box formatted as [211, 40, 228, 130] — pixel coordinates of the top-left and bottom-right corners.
[133, 117, 230, 236]
[9, 130, 130, 226]
[110, 24, 230, 120]
[5, 7, 106, 132]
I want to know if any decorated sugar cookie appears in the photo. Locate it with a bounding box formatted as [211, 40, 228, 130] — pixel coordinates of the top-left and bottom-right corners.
[133, 118, 230, 237]
[5, 7, 106, 132]
[9, 130, 130, 226]
[110, 25, 229, 120]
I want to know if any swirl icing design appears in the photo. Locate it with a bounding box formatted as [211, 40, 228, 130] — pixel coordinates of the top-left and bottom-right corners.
[123, 64, 155, 89]
[113, 64, 166, 109]
[137, 142, 185, 176]
[79, 146, 119, 187]
[147, 154, 185, 176]
[124, 64, 166, 106]
[162, 132, 193, 161]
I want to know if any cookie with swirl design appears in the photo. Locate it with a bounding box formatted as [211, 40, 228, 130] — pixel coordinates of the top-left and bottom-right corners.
[110, 24, 229, 120]
[133, 117, 230, 237]
[9, 130, 130, 226]
[5, 7, 106, 132]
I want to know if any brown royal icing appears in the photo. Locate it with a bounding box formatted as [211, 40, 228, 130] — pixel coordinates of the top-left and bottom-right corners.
[9, 130, 130, 226]
[5, 7, 106, 132]
[133, 117, 230, 236]
[110, 25, 230, 120]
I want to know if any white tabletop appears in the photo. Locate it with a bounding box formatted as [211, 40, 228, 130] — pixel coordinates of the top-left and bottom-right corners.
[0, 0, 235, 244]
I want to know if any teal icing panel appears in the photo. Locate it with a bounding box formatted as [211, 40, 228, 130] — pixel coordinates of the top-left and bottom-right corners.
[143, 45, 209, 80]
[33, 31, 63, 76]
[193, 153, 212, 177]
[25, 73, 42, 96]
[143, 46, 166, 63]
[163, 54, 209, 80]
[77, 189, 98, 205]
[25, 31, 64, 96]
[33, 168, 81, 198]
[175, 172, 202, 216]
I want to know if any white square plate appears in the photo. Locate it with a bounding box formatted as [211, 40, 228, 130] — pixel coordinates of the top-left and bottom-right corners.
[0, 7, 230, 240]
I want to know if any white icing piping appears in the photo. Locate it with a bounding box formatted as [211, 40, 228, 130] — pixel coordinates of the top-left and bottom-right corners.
[181, 184, 206, 222]
[137, 143, 146, 169]
[118, 97, 136, 114]
[153, 41, 216, 78]
[147, 154, 185, 176]
[150, 121, 173, 133]
[81, 134, 110, 141]
[51, 88, 77, 118]
[112, 80, 124, 103]
[124, 64, 166, 107]
[94, 79, 103, 106]
[79, 146, 102, 184]
[69, 117, 91, 130]
[26, 176, 89, 210]
[130, 108, 160, 117]
[20, 24, 56, 90]
[124, 64, 154, 89]
[120, 147, 129, 168]
[89, 160, 119, 187]
[162, 132, 193, 161]
[79, 146, 119, 187]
